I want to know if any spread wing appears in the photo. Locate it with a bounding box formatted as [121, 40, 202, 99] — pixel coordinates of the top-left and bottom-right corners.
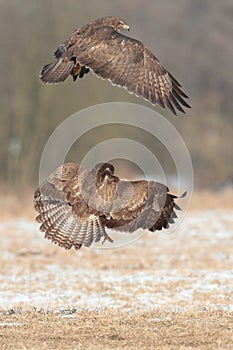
[71, 27, 190, 115]
[34, 162, 184, 250]
[104, 180, 174, 232]
[34, 163, 112, 250]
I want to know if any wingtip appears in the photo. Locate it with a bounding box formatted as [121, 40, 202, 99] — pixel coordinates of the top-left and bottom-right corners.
[180, 190, 187, 198]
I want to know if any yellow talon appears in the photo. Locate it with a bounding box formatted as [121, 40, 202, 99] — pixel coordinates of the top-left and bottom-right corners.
[72, 64, 81, 75]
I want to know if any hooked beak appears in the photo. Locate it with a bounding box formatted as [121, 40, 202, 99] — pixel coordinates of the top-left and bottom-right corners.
[122, 23, 130, 31]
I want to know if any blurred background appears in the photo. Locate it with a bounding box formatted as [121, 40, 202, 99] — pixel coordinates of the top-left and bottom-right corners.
[0, 0, 232, 193]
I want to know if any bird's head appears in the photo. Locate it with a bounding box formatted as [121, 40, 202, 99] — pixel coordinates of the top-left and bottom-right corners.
[114, 17, 130, 32]
[95, 16, 130, 32]
[95, 162, 117, 185]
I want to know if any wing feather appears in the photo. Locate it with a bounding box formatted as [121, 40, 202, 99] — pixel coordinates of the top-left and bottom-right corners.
[34, 163, 113, 249]
[70, 28, 190, 114]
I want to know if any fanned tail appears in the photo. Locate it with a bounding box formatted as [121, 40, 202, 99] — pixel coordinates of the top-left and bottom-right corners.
[40, 59, 74, 84]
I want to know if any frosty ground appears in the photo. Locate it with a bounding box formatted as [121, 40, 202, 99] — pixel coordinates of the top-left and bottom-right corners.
[0, 204, 232, 349]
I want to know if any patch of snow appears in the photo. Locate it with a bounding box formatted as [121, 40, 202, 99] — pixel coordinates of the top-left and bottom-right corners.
[0, 210, 232, 312]
[0, 322, 21, 327]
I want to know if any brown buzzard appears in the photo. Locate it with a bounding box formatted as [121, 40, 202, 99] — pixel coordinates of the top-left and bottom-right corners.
[40, 16, 190, 115]
[34, 162, 184, 250]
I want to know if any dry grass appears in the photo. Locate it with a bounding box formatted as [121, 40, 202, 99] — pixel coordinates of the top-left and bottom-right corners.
[0, 188, 35, 221]
[0, 308, 232, 350]
[190, 189, 233, 210]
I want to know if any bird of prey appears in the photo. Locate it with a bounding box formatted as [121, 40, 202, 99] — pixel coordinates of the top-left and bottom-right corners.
[40, 16, 190, 115]
[34, 162, 185, 250]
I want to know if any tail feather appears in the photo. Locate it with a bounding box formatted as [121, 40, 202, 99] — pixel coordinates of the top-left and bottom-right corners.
[40, 59, 74, 84]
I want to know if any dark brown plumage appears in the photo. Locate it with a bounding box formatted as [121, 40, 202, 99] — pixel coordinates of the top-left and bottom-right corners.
[40, 16, 191, 115]
[34, 162, 185, 250]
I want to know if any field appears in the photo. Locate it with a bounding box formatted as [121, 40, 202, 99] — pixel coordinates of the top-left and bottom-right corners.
[0, 190, 233, 349]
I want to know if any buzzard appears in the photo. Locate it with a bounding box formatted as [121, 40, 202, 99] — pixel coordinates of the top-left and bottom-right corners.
[34, 162, 185, 250]
[40, 16, 190, 115]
